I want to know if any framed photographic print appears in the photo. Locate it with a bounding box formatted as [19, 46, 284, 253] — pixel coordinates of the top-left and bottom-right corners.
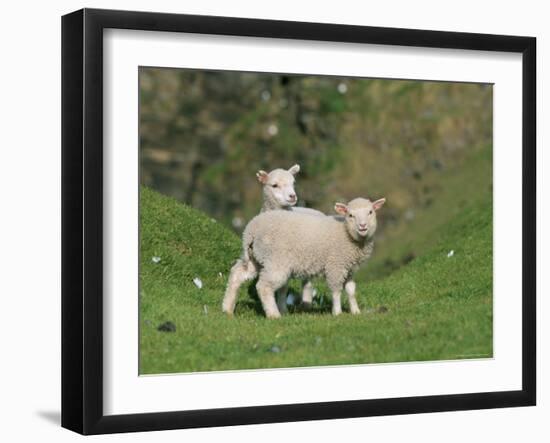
[61, 8, 536, 435]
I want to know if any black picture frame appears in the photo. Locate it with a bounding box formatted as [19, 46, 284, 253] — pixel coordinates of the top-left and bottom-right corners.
[61, 8, 536, 435]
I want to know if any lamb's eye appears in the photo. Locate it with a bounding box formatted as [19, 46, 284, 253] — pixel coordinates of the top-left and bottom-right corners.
[271, 184, 278, 188]
[348, 213, 353, 218]
[369, 210, 373, 215]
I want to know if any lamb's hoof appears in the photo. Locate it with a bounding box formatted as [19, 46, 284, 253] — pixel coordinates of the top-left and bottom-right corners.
[332, 309, 342, 316]
[350, 308, 361, 315]
[265, 311, 281, 319]
[222, 307, 234, 317]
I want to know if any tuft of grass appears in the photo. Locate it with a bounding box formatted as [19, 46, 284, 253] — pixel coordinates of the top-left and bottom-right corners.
[139, 152, 492, 374]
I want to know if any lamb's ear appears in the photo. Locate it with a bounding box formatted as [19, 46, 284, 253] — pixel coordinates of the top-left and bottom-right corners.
[334, 202, 349, 215]
[288, 164, 300, 176]
[372, 198, 386, 211]
[256, 170, 269, 184]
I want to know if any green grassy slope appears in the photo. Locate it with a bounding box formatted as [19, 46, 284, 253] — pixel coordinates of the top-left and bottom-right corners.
[359, 146, 493, 281]
[139, 152, 492, 374]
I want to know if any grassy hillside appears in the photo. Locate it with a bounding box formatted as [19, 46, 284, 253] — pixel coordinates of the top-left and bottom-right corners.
[139, 152, 492, 374]
[359, 146, 493, 281]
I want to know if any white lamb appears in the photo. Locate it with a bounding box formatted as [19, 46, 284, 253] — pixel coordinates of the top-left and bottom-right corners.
[256, 164, 324, 312]
[257, 165, 325, 217]
[222, 197, 386, 318]
[227, 164, 356, 314]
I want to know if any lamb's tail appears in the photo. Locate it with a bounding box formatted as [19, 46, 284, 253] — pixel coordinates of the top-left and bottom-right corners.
[242, 223, 255, 263]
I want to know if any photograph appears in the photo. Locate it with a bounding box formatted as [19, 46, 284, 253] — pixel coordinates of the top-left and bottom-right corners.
[138, 67, 494, 375]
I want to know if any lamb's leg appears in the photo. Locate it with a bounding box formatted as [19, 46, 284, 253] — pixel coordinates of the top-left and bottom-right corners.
[256, 270, 288, 319]
[331, 290, 343, 316]
[276, 284, 288, 315]
[301, 280, 314, 310]
[256, 282, 280, 319]
[222, 259, 257, 315]
[327, 273, 344, 316]
[345, 280, 360, 315]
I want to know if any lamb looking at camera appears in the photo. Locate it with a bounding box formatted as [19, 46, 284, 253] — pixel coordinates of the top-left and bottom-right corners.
[222, 197, 386, 318]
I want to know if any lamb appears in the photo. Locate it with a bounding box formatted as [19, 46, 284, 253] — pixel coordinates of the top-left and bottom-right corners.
[257, 165, 325, 216]
[256, 164, 324, 312]
[228, 164, 356, 314]
[222, 197, 386, 318]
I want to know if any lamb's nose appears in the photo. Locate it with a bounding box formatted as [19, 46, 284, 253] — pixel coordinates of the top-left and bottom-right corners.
[359, 223, 367, 229]
[289, 194, 296, 201]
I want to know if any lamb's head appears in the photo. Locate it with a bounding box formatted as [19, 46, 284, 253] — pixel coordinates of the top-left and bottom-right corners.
[335, 197, 386, 241]
[256, 164, 300, 208]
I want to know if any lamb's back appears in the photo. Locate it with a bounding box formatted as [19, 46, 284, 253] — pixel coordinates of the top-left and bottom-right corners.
[290, 206, 325, 217]
[249, 210, 343, 268]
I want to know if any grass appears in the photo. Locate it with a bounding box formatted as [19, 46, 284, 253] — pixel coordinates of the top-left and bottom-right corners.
[358, 146, 493, 281]
[139, 149, 492, 374]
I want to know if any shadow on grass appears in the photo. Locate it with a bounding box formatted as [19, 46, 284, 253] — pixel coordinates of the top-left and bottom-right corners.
[239, 278, 333, 317]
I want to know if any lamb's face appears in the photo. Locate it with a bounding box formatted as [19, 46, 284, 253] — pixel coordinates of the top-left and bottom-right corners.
[335, 197, 386, 241]
[256, 165, 300, 208]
